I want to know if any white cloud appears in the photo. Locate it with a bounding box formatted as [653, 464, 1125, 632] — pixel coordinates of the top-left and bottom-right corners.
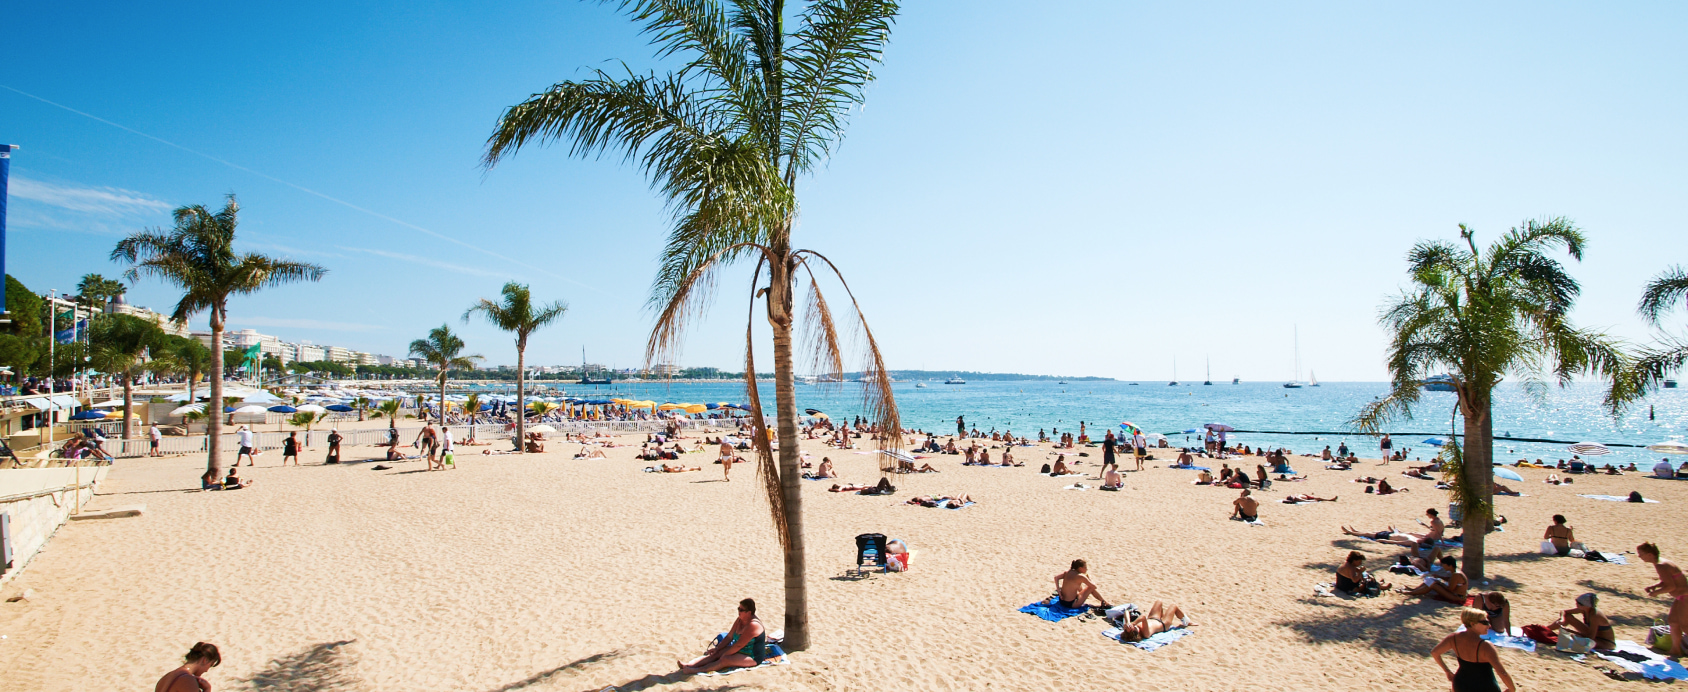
[231, 317, 384, 333]
[336, 246, 513, 278]
[9, 176, 173, 216]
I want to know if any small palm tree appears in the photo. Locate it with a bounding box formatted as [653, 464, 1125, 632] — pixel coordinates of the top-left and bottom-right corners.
[354, 396, 371, 422]
[461, 393, 482, 427]
[181, 409, 206, 435]
[409, 325, 483, 426]
[1614, 265, 1688, 401]
[529, 400, 557, 422]
[87, 315, 167, 439]
[483, 0, 902, 650]
[465, 282, 566, 453]
[111, 195, 326, 483]
[375, 399, 404, 428]
[1351, 219, 1624, 580]
[288, 411, 328, 433]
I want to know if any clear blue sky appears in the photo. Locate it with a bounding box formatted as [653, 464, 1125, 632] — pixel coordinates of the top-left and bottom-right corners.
[3, 1, 1684, 380]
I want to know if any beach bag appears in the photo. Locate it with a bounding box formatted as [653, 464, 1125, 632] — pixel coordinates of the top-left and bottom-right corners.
[1540, 540, 1559, 555]
[1040, 463, 1052, 474]
[1647, 620, 1673, 652]
[1556, 628, 1593, 653]
[1522, 624, 1557, 645]
[1628, 491, 1645, 503]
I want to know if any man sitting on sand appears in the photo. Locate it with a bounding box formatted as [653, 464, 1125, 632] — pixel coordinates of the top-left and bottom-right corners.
[1398, 556, 1468, 604]
[1231, 489, 1259, 522]
[1102, 466, 1123, 490]
[1176, 450, 1195, 467]
[1053, 559, 1112, 609]
[678, 598, 768, 674]
[1116, 601, 1193, 642]
[1051, 458, 1074, 476]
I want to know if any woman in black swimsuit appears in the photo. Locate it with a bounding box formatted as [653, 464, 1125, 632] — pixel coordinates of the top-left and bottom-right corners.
[1334, 551, 1391, 595]
[1430, 609, 1515, 692]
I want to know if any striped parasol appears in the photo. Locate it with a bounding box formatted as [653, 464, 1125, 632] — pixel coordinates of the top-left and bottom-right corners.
[1567, 442, 1611, 456]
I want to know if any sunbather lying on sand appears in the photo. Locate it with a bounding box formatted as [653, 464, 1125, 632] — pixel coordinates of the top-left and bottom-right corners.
[829, 483, 871, 492]
[573, 446, 608, 459]
[1117, 601, 1193, 642]
[1054, 559, 1112, 609]
[659, 464, 701, 473]
[1283, 493, 1337, 503]
[907, 494, 972, 508]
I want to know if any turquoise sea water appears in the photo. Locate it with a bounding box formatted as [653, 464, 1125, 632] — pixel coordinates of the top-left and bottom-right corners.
[469, 380, 1687, 467]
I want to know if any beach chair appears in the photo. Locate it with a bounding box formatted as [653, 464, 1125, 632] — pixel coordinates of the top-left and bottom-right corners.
[851, 533, 888, 577]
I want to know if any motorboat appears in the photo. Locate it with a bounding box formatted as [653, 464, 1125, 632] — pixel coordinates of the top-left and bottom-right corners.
[944, 377, 966, 384]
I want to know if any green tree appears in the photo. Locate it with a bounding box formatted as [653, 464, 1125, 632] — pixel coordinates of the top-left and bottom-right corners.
[76, 273, 127, 308]
[111, 195, 327, 483]
[353, 395, 371, 422]
[167, 337, 214, 405]
[464, 282, 566, 453]
[461, 392, 481, 427]
[1351, 219, 1624, 580]
[409, 325, 482, 425]
[88, 314, 167, 439]
[374, 398, 403, 428]
[483, 0, 903, 649]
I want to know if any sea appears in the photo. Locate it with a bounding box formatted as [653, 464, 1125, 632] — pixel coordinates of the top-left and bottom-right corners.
[458, 379, 1687, 468]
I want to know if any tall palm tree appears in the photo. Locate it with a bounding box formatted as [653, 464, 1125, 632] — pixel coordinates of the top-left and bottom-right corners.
[464, 282, 566, 453]
[1351, 219, 1623, 580]
[88, 314, 167, 439]
[409, 325, 482, 426]
[111, 195, 326, 483]
[483, 0, 902, 650]
[1614, 265, 1688, 400]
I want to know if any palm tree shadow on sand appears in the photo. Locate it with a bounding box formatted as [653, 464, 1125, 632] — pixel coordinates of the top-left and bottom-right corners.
[236, 640, 359, 691]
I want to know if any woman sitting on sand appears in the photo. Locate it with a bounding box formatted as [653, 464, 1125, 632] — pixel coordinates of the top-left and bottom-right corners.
[1549, 593, 1616, 650]
[1474, 592, 1512, 635]
[1543, 514, 1576, 555]
[679, 599, 768, 674]
[1002, 448, 1016, 466]
[1375, 478, 1404, 495]
[1399, 556, 1468, 603]
[524, 434, 546, 453]
[814, 457, 836, 478]
[1051, 458, 1073, 475]
[1116, 601, 1194, 642]
[1335, 551, 1391, 595]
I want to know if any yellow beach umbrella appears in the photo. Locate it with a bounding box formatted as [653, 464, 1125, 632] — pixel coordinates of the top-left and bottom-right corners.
[684, 404, 707, 414]
[658, 402, 687, 411]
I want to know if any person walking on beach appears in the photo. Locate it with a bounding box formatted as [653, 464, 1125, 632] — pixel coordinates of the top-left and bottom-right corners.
[325, 428, 343, 464]
[282, 432, 299, 466]
[155, 642, 220, 692]
[149, 423, 163, 457]
[415, 423, 437, 464]
[1640, 541, 1688, 656]
[1132, 429, 1147, 471]
[438, 426, 454, 470]
[235, 425, 256, 466]
[1380, 433, 1393, 465]
[1430, 608, 1515, 692]
[1100, 431, 1117, 479]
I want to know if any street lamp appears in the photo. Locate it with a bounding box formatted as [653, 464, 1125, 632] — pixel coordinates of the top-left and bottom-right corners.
[0, 144, 17, 324]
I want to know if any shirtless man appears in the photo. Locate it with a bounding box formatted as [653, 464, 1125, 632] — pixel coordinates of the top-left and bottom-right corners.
[1403, 508, 1445, 543]
[1232, 489, 1260, 521]
[1640, 541, 1688, 656]
[1054, 559, 1112, 609]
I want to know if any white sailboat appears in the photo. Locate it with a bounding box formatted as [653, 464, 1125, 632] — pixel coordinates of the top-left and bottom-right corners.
[1168, 357, 1179, 386]
[1308, 370, 1320, 387]
[1203, 358, 1213, 385]
[1282, 326, 1304, 389]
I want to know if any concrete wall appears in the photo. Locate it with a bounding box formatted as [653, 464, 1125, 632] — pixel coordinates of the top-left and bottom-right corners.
[1, 466, 108, 585]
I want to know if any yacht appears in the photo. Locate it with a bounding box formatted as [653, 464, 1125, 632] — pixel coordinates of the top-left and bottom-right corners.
[1423, 374, 1457, 392]
[1283, 326, 1305, 388]
[1203, 358, 1212, 385]
[944, 376, 966, 384]
[914, 382, 927, 388]
[1232, 377, 1240, 385]
[1666, 379, 1679, 389]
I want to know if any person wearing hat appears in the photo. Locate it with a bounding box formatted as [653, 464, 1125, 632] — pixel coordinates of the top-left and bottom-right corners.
[325, 428, 343, 464]
[1549, 593, 1615, 650]
[235, 425, 256, 466]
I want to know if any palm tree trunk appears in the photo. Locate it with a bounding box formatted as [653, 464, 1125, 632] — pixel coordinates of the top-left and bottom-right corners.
[768, 261, 809, 652]
[439, 373, 447, 426]
[121, 373, 134, 439]
[516, 347, 526, 453]
[207, 323, 224, 484]
[1460, 397, 1494, 581]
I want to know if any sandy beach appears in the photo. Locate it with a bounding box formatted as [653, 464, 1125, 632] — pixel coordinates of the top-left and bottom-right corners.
[1, 428, 1682, 691]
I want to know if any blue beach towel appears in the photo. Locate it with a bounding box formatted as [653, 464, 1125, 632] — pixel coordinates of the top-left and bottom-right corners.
[1596, 641, 1688, 681]
[945, 501, 976, 511]
[1458, 628, 1536, 653]
[1170, 465, 1211, 471]
[1019, 600, 1089, 622]
[1101, 626, 1195, 652]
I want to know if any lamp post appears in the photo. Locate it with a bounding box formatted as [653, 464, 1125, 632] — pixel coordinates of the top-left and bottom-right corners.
[0, 144, 16, 324]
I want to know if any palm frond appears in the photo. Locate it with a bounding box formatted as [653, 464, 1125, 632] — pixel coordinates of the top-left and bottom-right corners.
[1437, 437, 1491, 528]
[782, 0, 897, 174]
[737, 258, 787, 550]
[795, 250, 901, 452]
[646, 240, 775, 370]
[609, 0, 758, 110]
[798, 272, 845, 380]
[484, 69, 726, 172]
[1639, 265, 1688, 327]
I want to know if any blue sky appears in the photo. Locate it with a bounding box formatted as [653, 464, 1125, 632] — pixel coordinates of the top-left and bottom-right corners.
[2, 1, 1684, 380]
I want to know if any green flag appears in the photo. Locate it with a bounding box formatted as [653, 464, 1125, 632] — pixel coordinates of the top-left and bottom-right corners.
[243, 344, 262, 365]
[56, 310, 74, 323]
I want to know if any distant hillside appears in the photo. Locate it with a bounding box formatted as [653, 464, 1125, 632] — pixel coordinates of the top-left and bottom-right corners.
[844, 370, 1113, 382]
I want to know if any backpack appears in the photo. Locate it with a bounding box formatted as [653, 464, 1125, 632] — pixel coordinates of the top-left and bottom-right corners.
[1040, 463, 1052, 474]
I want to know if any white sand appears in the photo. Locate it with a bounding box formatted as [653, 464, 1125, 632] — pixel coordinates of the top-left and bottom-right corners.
[1, 433, 1679, 690]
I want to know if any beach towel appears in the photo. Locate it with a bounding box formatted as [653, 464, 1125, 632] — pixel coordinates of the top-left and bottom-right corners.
[1171, 465, 1211, 471]
[938, 501, 976, 510]
[696, 644, 790, 676]
[1050, 473, 1085, 478]
[1456, 626, 1536, 653]
[1596, 552, 1628, 564]
[1594, 641, 1688, 681]
[1579, 494, 1660, 503]
[1019, 600, 1091, 622]
[1101, 626, 1195, 652]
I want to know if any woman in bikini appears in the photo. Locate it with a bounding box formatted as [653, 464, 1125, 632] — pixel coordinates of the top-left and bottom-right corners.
[155, 642, 220, 692]
[1543, 515, 1576, 555]
[1430, 608, 1515, 692]
[1640, 541, 1688, 656]
[678, 598, 767, 674]
[1117, 601, 1194, 642]
[1474, 591, 1511, 635]
[1549, 593, 1615, 650]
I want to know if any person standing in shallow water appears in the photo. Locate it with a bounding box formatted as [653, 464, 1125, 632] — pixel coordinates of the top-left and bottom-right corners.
[956, 415, 965, 437]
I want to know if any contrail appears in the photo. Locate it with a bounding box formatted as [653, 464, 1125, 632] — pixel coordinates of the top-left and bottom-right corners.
[0, 82, 595, 292]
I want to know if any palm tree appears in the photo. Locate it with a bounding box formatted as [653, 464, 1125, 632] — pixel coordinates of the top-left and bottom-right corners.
[483, 0, 902, 650]
[353, 396, 372, 422]
[1351, 219, 1624, 580]
[289, 411, 327, 433]
[529, 400, 557, 422]
[1614, 265, 1688, 400]
[180, 409, 206, 435]
[461, 393, 482, 427]
[375, 399, 404, 428]
[76, 273, 127, 308]
[409, 325, 482, 426]
[171, 338, 213, 405]
[111, 195, 326, 483]
[88, 314, 167, 439]
[464, 282, 566, 453]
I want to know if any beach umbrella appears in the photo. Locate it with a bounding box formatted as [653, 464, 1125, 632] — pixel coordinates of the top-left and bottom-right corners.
[1422, 437, 1447, 446]
[528, 424, 557, 434]
[167, 392, 193, 402]
[1494, 468, 1525, 482]
[684, 404, 708, 414]
[805, 408, 825, 416]
[224, 406, 239, 413]
[234, 405, 269, 414]
[268, 405, 298, 413]
[296, 404, 328, 413]
[1567, 442, 1611, 456]
[1118, 421, 1141, 433]
[171, 403, 205, 415]
[69, 410, 107, 420]
[1646, 441, 1688, 455]
[808, 411, 829, 420]
[658, 403, 688, 411]
[1203, 423, 1236, 432]
[324, 404, 355, 412]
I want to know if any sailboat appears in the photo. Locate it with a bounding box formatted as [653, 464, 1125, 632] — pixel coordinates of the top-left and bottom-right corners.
[1168, 357, 1179, 386]
[1282, 326, 1304, 388]
[1203, 358, 1212, 385]
[1308, 371, 1320, 387]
